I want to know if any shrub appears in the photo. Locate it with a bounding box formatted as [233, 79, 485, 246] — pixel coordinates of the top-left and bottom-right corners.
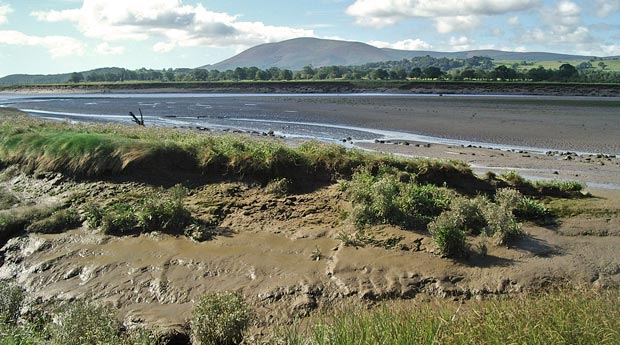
[515, 197, 552, 223]
[499, 171, 526, 186]
[25, 208, 81, 234]
[0, 280, 24, 325]
[345, 170, 450, 230]
[494, 188, 523, 210]
[137, 185, 190, 233]
[91, 185, 192, 236]
[483, 203, 522, 246]
[397, 183, 451, 229]
[83, 202, 104, 228]
[50, 300, 120, 345]
[428, 211, 468, 257]
[100, 203, 139, 234]
[264, 177, 292, 196]
[446, 196, 488, 235]
[190, 292, 251, 345]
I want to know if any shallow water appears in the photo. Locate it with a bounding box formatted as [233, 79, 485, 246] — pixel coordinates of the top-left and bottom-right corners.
[2, 93, 619, 154]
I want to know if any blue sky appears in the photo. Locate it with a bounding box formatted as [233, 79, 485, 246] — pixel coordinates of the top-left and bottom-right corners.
[1, 0, 619, 77]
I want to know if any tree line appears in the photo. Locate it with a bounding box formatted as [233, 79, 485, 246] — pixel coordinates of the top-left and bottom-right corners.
[67, 56, 620, 84]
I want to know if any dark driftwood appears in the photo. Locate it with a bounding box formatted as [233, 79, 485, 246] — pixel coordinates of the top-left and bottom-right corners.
[129, 108, 145, 126]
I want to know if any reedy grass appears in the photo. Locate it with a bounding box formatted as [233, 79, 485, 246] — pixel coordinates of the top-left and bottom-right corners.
[283, 289, 620, 345]
[0, 109, 476, 188]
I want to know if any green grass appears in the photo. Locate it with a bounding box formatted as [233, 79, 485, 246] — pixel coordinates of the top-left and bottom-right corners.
[283, 289, 620, 345]
[495, 59, 620, 72]
[499, 171, 585, 197]
[0, 108, 476, 189]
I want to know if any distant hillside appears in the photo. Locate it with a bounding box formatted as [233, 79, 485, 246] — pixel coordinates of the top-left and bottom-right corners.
[201, 37, 596, 71]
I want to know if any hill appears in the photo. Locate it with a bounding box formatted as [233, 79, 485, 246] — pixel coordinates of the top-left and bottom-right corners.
[201, 37, 596, 71]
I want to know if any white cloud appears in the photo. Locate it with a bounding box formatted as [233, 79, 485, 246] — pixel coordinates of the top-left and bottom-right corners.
[32, 0, 315, 52]
[0, 30, 86, 58]
[507, 16, 520, 25]
[0, 3, 13, 25]
[346, 0, 540, 28]
[434, 15, 481, 33]
[449, 36, 475, 50]
[95, 42, 125, 55]
[522, 1, 591, 46]
[594, 0, 620, 17]
[369, 38, 432, 50]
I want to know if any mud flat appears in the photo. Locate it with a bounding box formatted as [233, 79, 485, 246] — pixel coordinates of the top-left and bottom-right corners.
[0, 107, 619, 342]
[2, 81, 620, 97]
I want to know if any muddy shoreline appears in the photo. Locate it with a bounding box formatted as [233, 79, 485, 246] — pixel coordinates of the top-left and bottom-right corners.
[2, 81, 620, 97]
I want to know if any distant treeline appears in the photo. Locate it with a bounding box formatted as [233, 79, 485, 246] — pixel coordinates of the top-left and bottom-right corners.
[53, 56, 620, 85]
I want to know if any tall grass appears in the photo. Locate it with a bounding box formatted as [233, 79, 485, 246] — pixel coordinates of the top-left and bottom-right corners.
[283, 289, 620, 345]
[0, 109, 476, 187]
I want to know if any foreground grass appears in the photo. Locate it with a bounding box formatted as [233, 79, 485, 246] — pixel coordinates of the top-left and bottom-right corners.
[283, 289, 620, 345]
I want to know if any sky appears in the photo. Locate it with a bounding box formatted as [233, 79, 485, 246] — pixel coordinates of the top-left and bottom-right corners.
[0, 0, 619, 77]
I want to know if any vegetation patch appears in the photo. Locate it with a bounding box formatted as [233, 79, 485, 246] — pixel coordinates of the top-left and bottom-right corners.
[84, 184, 192, 236]
[498, 171, 585, 198]
[191, 291, 252, 345]
[25, 208, 82, 234]
[0, 110, 479, 189]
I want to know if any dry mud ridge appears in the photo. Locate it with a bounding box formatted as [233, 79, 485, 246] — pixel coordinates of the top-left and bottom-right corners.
[1, 169, 620, 337]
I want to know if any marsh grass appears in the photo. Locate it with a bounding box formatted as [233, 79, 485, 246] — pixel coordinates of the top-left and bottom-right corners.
[499, 170, 585, 197]
[25, 208, 81, 234]
[0, 109, 476, 188]
[85, 185, 192, 235]
[0, 204, 59, 244]
[283, 289, 620, 345]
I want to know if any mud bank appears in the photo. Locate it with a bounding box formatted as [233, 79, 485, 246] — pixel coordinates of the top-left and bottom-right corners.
[2, 81, 620, 97]
[1, 170, 619, 339]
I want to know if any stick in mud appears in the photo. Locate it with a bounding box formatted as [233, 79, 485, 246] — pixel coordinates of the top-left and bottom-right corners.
[129, 108, 145, 126]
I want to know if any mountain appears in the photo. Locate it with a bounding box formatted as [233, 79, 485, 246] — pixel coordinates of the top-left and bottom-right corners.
[201, 37, 596, 71]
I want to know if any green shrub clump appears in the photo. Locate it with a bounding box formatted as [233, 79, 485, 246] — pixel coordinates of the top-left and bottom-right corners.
[428, 212, 468, 257]
[85, 184, 191, 235]
[0, 280, 24, 325]
[191, 292, 251, 345]
[25, 208, 81, 234]
[346, 170, 450, 230]
[50, 300, 120, 345]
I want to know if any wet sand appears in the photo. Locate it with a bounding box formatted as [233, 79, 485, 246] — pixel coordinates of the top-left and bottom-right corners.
[256, 95, 620, 155]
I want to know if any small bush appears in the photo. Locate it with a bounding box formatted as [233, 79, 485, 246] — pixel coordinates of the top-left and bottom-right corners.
[500, 171, 526, 186]
[494, 188, 523, 210]
[428, 211, 468, 257]
[447, 196, 488, 235]
[345, 170, 450, 230]
[0, 280, 24, 325]
[50, 300, 120, 345]
[90, 185, 192, 236]
[515, 197, 552, 223]
[25, 208, 81, 234]
[190, 292, 251, 345]
[83, 202, 104, 228]
[264, 177, 292, 196]
[483, 203, 522, 246]
[137, 186, 190, 233]
[100, 203, 139, 234]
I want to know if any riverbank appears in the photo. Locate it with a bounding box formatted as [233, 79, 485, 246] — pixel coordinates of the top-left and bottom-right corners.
[2, 80, 620, 97]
